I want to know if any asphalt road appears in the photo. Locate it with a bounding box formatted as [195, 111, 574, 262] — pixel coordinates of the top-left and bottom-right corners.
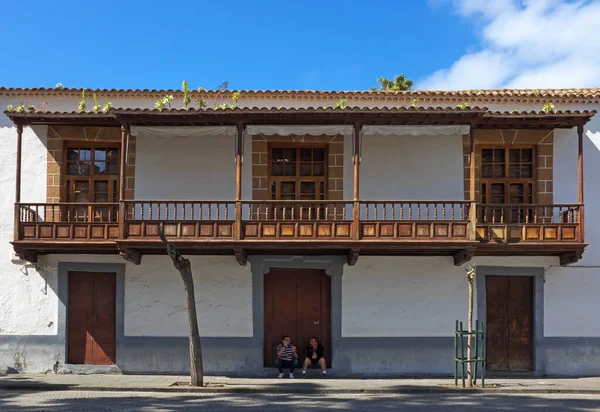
[1, 390, 600, 411]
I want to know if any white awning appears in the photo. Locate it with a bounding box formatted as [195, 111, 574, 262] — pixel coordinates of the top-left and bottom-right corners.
[245, 125, 353, 136]
[130, 126, 237, 137]
[362, 125, 470, 136]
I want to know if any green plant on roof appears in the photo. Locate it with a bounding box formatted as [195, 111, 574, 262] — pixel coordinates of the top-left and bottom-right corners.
[55, 83, 63, 89]
[376, 74, 413, 91]
[92, 93, 101, 113]
[78, 90, 87, 112]
[476, 90, 484, 96]
[541, 103, 555, 114]
[182, 80, 191, 107]
[102, 102, 112, 113]
[197, 87, 207, 92]
[6, 104, 14, 112]
[155, 95, 174, 111]
[216, 102, 235, 110]
[457, 102, 469, 109]
[334, 98, 347, 110]
[511, 109, 518, 114]
[532, 89, 539, 95]
[231, 92, 241, 107]
[195, 98, 206, 108]
[411, 98, 420, 107]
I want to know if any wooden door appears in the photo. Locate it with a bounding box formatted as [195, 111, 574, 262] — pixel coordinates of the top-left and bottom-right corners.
[68, 271, 116, 365]
[264, 269, 331, 367]
[486, 276, 534, 372]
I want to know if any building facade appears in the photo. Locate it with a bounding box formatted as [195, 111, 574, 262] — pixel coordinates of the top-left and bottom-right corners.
[0, 87, 599, 376]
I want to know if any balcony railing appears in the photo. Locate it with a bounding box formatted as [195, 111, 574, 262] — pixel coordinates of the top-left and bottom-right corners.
[476, 204, 582, 242]
[14, 201, 584, 245]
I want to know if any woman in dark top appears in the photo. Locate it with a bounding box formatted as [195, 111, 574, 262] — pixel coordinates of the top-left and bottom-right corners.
[302, 336, 327, 378]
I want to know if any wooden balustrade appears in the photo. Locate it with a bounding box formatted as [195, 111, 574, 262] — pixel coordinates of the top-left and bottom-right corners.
[123, 201, 236, 239]
[16, 202, 119, 241]
[240, 200, 353, 239]
[14, 201, 584, 244]
[358, 201, 472, 239]
[476, 204, 581, 242]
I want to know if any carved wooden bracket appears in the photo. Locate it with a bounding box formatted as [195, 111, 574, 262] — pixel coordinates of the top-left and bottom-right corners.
[347, 248, 360, 266]
[15, 248, 37, 263]
[234, 248, 248, 266]
[119, 246, 142, 265]
[453, 249, 473, 266]
[559, 251, 582, 266]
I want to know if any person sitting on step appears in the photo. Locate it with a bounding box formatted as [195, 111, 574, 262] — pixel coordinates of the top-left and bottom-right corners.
[302, 336, 327, 378]
[276, 335, 298, 378]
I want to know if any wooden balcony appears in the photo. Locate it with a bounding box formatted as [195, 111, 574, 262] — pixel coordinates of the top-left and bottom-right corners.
[13, 200, 585, 266]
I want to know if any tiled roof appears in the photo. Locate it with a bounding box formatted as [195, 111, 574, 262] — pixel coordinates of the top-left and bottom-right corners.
[1, 87, 599, 104]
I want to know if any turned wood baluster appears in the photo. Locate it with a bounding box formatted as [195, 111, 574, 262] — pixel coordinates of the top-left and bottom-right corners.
[374, 204, 378, 220]
[266, 205, 270, 220]
[342, 205, 346, 220]
[408, 203, 412, 220]
[417, 203, 421, 220]
[383, 203, 387, 220]
[326, 205, 330, 220]
[434, 203, 438, 220]
[225, 204, 229, 220]
[365, 204, 369, 220]
[400, 203, 403, 220]
[392, 204, 395, 220]
[283, 205, 287, 220]
[442, 203, 446, 220]
[309, 205, 312, 220]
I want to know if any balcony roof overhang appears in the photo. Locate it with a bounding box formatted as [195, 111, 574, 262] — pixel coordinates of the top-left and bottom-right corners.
[4, 106, 596, 130]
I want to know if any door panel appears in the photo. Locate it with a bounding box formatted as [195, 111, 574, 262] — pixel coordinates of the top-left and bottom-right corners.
[486, 275, 534, 373]
[92, 272, 117, 365]
[486, 276, 510, 371]
[67, 271, 116, 365]
[508, 277, 534, 371]
[68, 272, 95, 364]
[264, 269, 331, 367]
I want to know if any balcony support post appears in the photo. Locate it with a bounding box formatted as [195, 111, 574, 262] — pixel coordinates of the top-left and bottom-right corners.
[577, 125, 585, 243]
[119, 125, 128, 240]
[14, 124, 23, 242]
[352, 122, 361, 241]
[235, 123, 244, 241]
[469, 124, 477, 242]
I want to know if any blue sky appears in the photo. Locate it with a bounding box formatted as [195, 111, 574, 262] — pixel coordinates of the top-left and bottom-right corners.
[2, 0, 599, 90]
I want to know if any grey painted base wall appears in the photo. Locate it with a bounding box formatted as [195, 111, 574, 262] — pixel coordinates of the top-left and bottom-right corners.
[3, 335, 600, 377]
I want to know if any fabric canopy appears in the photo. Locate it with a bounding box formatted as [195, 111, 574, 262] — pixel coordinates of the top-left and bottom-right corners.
[130, 126, 237, 137]
[245, 125, 353, 136]
[362, 125, 470, 136]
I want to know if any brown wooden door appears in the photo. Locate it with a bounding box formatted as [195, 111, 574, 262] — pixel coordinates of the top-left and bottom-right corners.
[486, 276, 533, 372]
[68, 271, 116, 365]
[264, 269, 331, 367]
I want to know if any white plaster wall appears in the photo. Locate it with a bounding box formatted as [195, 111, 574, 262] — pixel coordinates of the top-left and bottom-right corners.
[343, 133, 464, 200]
[544, 266, 600, 337]
[342, 256, 468, 337]
[0, 120, 54, 336]
[124, 255, 253, 337]
[135, 133, 252, 200]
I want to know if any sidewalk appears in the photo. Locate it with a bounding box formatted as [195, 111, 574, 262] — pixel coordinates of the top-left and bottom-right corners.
[1, 374, 599, 394]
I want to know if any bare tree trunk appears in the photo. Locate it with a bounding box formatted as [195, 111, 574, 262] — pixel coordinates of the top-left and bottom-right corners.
[466, 267, 475, 387]
[159, 226, 203, 386]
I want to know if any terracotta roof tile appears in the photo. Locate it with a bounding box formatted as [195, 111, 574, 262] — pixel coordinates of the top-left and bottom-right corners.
[1, 87, 599, 104]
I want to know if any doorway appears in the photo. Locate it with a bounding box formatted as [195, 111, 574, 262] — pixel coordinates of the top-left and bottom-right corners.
[486, 275, 534, 372]
[263, 268, 331, 367]
[67, 271, 116, 365]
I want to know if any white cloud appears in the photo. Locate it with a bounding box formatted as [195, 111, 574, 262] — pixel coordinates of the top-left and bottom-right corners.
[419, 0, 600, 90]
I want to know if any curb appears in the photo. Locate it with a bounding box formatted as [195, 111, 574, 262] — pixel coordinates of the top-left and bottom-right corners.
[2, 385, 600, 395]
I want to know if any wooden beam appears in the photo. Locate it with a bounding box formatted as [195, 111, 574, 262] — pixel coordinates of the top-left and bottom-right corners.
[347, 248, 360, 266]
[469, 124, 477, 241]
[560, 251, 581, 266]
[119, 246, 142, 265]
[578, 125, 585, 243]
[235, 124, 244, 240]
[233, 247, 247, 266]
[15, 124, 23, 203]
[453, 249, 473, 266]
[119, 125, 127, 201]
[15, 248, 37, 263]
[352, 123, 361, 240]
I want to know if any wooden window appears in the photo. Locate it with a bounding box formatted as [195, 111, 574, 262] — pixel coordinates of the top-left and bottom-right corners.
[63, 143, 120, 222]
[268, 145, 327, 219]
[480, 146, 535, 223]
